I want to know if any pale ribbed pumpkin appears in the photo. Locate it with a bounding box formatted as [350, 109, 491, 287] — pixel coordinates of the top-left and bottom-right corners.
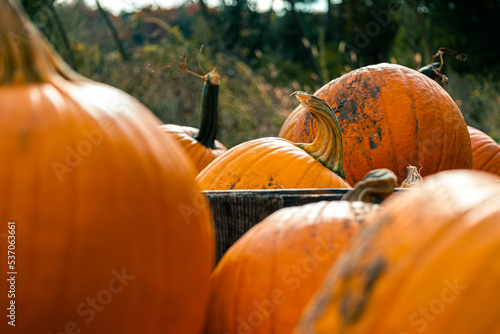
[295, 170, 500, 334]
[468, 126, 500, 176]
[205, 170, 397, 334]
[279, 63, 473, 185]
[0, 2, 213, 333]
[159, 69, 226, 173]
[197, 92, 350, 190]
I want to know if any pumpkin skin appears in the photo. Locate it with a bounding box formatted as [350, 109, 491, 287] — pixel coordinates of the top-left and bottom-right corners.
[468, 126, 500, 176]
[197, 137, 349, 189]
[279, 63, 473, 185]
[197, 92, 350, 190]
[205, 200, 379, 334]
[279, 105, 305, 140]
[159, 123, 226, 172]
[295, 170, 500, 334]
[160, 69, 227, 173]
[0, 2, 213, 334]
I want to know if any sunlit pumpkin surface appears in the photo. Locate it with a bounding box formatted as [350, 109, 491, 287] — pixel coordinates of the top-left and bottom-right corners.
[197, 137, 349, 189]
[160, 124, 226, 173]
[295, 170, 500, 334]
[206, 200, 378, 334]
[468, 126, 500, 176]
[198, 92, 350, 190]
[0, 2, 214, 333]
[280, 63, 473, 185]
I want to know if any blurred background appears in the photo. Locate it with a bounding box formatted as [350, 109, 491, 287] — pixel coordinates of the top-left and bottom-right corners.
[22, 0, 500, 147]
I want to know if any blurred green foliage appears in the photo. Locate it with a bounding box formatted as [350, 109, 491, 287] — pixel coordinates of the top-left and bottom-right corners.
[21, 0, 500, 144]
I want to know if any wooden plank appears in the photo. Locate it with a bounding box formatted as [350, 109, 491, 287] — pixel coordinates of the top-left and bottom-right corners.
[205, 188, 410, 263]
[204, 189, 350, 263]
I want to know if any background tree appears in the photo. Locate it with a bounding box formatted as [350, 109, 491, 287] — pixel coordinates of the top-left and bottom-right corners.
[16, 0, 500, 142]
[21, 0, 77, 69]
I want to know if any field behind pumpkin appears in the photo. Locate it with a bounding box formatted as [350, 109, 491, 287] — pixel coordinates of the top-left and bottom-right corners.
[24, 0, 500, 148]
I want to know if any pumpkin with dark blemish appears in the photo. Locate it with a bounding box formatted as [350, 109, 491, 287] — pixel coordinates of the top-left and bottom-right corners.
[468, 126, 500, 176]
[295, 170, 500, 334]
[279, 63, 472, 185]
[204, 169, 397, 334]
[197, 92, 350, 190]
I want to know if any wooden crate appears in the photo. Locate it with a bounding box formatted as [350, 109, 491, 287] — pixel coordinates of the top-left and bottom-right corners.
[205, 188, 355, 263]
[205, 188, 408, 263]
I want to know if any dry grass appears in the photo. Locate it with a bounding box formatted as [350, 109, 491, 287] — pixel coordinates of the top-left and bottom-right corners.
[73, 34, 298, 149]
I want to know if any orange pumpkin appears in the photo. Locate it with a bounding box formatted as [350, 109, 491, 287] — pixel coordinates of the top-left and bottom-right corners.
[204, 170, 396, 334]
[0, 2, 213, 333]
[197, 92, 350, 190]
[278, 104, 305, 140]
[159, 69, 226, 173]
[468, 126, 500, 176]
[279, 63, 473, 185]
[295, 170, 500, 334]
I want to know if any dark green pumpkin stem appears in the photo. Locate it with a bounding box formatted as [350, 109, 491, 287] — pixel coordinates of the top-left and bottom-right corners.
[417, 47, 466, 87]
[294, 91, 346, 180]
[342, 169, 398, 203]
[194, 69, 220, 149]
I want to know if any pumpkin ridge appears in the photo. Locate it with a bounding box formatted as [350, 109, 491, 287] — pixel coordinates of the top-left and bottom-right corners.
[481, 150, 500, 172]
[269, 214, 285, 334]
[474, 139, 492, 152]
[228, 144, 276, 187]
[2, 1, 215, 331]
[421, 71, 448, 172]
[468, 126, 500, 175]
[200, 138, 287, 189]
[261, 142, 339, 189]
[231, 241, 247, 332]
[288, 153, 327, 188]
[282, 63, 472, 185]
[375, 203, 499, 332]
[367, 66, 396, 172]
[195, 140, 245, 186]
[400, 66, 421, 171]
[472, 140, 492, 169]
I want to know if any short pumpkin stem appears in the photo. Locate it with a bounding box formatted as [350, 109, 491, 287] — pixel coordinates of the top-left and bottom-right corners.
[400, 165, 424, 188]
[0, 0, 78, 84]
[417, 47, 467, 87]
[294, 92, 346, 180]
[342, 169, 398, 203]
[194, 69, 220, 149]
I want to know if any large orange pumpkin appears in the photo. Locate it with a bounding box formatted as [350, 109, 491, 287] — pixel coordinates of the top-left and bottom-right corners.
[159, 69, 226, 173]
[197, 92, 350, 189]
[0, 2, 213, 333]
[468, 126, 500, 176]
[204, 170, 397, 334]
[295, 170, 500, 334]
[279, 63, 473, 185]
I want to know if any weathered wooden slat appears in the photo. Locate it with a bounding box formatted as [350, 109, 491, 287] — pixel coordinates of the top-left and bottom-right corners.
[205, 188, 410, 263]
[204, 189, 350, 263]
